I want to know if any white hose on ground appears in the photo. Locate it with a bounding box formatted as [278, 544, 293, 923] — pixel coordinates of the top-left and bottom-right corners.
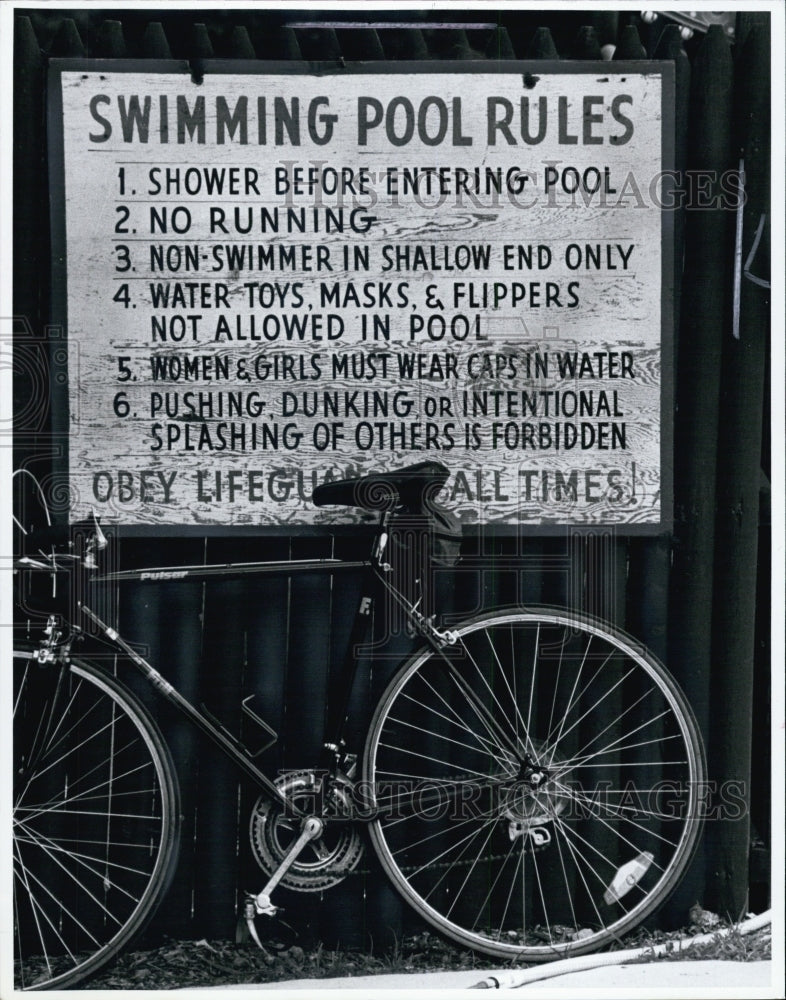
[470, 909, 772, 989]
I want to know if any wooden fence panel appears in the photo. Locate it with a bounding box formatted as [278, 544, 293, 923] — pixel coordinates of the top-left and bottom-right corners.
[11, 9, 772, 952]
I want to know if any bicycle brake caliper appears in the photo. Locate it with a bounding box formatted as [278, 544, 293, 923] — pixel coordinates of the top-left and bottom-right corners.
[421, 616, 459, 647]
[36, 616, 63, 663]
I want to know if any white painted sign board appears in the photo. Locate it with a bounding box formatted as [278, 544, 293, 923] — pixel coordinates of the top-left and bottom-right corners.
[50, 63, 673, 530]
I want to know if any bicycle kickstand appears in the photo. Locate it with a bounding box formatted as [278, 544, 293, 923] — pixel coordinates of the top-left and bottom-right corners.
[242, 816, 324, 952]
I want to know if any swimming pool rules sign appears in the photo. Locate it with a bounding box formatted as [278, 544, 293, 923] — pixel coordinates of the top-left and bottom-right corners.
[49, 62, 674, 530]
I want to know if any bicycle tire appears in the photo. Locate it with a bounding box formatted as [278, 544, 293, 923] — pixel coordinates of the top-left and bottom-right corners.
[13, 648, 181, 989]
[364, 607, 706, 960]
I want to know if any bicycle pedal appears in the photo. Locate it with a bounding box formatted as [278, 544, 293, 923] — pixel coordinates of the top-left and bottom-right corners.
[235, 913, 251, 946]
[238, 902, 273, 958]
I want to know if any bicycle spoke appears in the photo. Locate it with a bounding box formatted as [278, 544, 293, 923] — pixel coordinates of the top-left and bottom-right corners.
[14, 839, 68, 981]
[551, 820, 580, 932]
[366, 611, 704, 960]
[549, 805, 660, 893]
[372, 780, 500, 823]
[558, 714, 680, 770]
[14, 653, 179, 989]
[396, 812, 498, 885]
[548, 782, 688, 830]
[14, 843, 106, 947]
[21, 711, 137, 791]
[475, 842, 524, 938]
[377, 741, 503, 780]
[546, 628, 567, 746]
[550, 685, 655, 765]
[443, 823, 498, 920]
[483, 627, 536, 759]
[550, 789, 671, 869]
[16, 819, 139, 912]
[545, 663, 635, 759]
[382, 798, 498, 844]
[548, 635, 595, 749]
[529, 838, 552, 942]
[17, 755, 161, 824]
[407, 673, 518, 762]
[547, 813, 608, 928]
[525, 624, 540, 758]
[436, 644, 524, 761]
[15, 823, 160, 880]
[386, 709, 516, 772]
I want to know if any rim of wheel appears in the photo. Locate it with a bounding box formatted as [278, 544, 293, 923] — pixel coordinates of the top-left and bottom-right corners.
[13, 653, 179, 989]
[364, 609, 705, 959]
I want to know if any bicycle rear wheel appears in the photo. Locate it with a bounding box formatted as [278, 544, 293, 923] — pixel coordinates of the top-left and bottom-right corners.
[364, 608, 705, 960]
[13, 649, 180, 989]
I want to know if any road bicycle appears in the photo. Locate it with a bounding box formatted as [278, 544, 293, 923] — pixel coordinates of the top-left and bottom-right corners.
[12, 461, 706, 989]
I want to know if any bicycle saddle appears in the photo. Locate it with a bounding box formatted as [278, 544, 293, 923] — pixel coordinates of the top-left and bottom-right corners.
[312, 462, 450, 511]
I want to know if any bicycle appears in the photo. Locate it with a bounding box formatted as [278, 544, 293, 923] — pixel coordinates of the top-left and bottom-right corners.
[12, 461, 706, 989]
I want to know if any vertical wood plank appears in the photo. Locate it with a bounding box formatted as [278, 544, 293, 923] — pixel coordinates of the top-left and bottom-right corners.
[706, 18, 770, 917]
[669, 23, 734, 751]
[626, 22, 689, 927]
[485, 26, 515, 61]
[229, 26, 256, 59]
[654, 25, 691, 356]
[667, 23, 735, 918]
[13, 17, 43, 336]
[379, 28, 428, 61]
[117, 540, 206, 941]
[94, 20, 127, 57]
[525, 18, 567, 657]
[193, 572, 247, 937]
[49, 18, 86, 57]
[238, 539, 292, 927]
[613, 24, 647, 60]
[141, 21, 172, 59]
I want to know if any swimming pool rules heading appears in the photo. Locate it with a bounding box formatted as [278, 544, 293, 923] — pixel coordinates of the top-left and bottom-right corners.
[50, 63, 674, 530]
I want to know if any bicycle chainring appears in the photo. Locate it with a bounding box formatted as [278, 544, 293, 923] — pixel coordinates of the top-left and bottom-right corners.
[249, 771, 364, 891]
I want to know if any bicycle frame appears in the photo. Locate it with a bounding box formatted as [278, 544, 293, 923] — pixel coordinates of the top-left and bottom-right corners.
[15, 518, 710, 984]
[69, 511, 441, 822]
[23, 506, 512, 823]
[14, 467, 710, 987]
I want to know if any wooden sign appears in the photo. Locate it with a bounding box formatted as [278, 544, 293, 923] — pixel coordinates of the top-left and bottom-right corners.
[49, 62, 673, 530]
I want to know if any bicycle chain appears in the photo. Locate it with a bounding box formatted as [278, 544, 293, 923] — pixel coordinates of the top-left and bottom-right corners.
[304, 838, 551, 880]
[256, 772, 554, 882]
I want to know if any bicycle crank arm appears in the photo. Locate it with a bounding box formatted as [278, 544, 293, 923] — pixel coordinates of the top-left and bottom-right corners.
[250, 816, 324, 923]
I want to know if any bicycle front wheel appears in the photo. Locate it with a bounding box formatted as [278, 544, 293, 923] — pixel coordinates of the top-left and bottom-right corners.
[364, 608, 705, 960]
[13, 650, 181, 989]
